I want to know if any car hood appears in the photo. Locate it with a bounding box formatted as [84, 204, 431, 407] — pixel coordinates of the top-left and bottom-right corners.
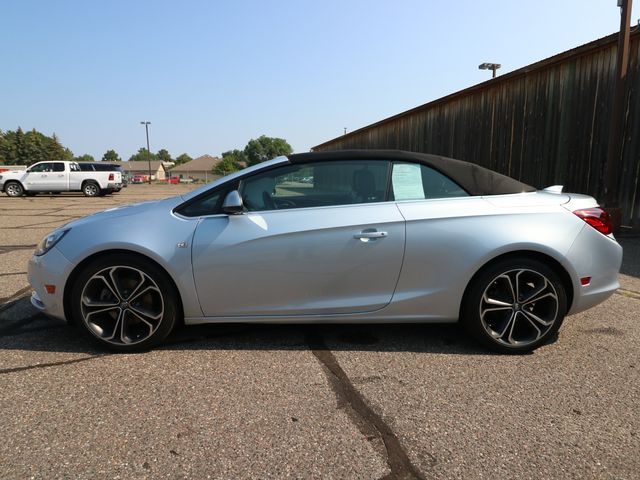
[63, 196, 184, 229]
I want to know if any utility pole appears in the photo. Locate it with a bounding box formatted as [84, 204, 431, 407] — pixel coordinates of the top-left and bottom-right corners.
[604, 0, 633, 228]
[140, 121, 152, 185]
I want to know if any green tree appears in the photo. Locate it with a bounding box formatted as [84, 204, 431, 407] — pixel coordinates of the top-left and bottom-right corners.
[24, 129, 46, 164]
[15, 127, 26, 163]
[102, 149, 121, 162]
[213, 149, 246, 175]
[0, 128, 73, 165]
[156, 148, 172, 163]
[46, 133, 72, 161]
[174, 153, 192, 165]
[128, 148, 158, 162]
[74, 154, 95, 162]
[243, 135, 292, 166]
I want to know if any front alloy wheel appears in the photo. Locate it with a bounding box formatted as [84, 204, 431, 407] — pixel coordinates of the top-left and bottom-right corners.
[5, 182, 24, 197]
[462, 259, 567, 353]
[72, 255, 178, 351]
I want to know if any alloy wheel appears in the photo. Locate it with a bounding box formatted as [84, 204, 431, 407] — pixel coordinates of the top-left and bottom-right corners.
[80, 265, 164, 345]
[479, 269, 559, 347]
[84, 183, 99, 196]
[6, 183, 23, 197]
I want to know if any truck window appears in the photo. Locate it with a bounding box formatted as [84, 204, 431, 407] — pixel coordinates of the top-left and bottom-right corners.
[53, 163, 65, 172]
[29, 163, 53, 173]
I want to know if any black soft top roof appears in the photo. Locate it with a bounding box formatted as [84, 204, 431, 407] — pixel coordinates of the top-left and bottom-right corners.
[289, 150, 535, 196]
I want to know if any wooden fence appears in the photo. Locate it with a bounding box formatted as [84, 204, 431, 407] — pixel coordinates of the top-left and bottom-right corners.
[313, 29, 640, 227]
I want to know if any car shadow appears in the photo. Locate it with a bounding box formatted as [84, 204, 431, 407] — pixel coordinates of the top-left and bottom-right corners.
[0, 298, 553, 356]
[618, 237, 640, 279]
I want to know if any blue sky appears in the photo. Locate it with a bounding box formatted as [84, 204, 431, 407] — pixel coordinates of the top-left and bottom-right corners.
[2, 0, 638, 160]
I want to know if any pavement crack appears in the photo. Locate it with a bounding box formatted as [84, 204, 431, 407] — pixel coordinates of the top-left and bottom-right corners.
[616, 288, 640, 300]
[0, 244, 36, 254]
[306, 330, 428, 480]
[0, 287, 32, 306]
[0, 355, 106, 375]
[0, 271, 27, 277]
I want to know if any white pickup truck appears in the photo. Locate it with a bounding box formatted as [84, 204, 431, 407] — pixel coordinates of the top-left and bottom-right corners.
[0, 161, 122, 197]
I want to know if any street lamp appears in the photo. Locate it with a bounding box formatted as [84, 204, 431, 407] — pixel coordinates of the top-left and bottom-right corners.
[140, 121, 152, 184]
[479, 62, 501, 78]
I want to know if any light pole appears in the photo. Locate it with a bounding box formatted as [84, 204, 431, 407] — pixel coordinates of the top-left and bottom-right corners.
[479, 62, 501, 78]
[604, 0, 633, 227]
[140, 121, 152, 184]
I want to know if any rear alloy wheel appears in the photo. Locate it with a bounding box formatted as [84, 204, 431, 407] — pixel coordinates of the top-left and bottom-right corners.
[71, 255, 179, 352]
[83, 182, 100, 197]
[462, 258, 567, 354]
[5, 182, 24, 197]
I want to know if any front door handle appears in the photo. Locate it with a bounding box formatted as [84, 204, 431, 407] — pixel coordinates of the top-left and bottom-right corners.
[354, 230, 388, 240]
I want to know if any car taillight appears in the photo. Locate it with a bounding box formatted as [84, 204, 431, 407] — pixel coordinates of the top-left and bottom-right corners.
[109, 173, 114, 181]
[573, 207, 613, 235]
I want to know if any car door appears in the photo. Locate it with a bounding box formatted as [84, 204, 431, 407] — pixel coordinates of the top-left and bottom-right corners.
[190, 159, 406, 317]
[23, 162, 55, 190]
[47, 162, 68, 191]
[390, 161, 483, 318]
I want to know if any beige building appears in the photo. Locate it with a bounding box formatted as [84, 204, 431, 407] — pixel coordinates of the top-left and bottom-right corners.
[170, 155, 222, 182]
[116, 161, 171, 180]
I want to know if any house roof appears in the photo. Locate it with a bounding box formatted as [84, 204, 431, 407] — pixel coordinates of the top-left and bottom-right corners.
[170, 155, 220, 172]
[116, 161, 166, 172]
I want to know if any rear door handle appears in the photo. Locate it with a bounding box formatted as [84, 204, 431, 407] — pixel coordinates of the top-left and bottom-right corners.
[354, 230, 388, 240]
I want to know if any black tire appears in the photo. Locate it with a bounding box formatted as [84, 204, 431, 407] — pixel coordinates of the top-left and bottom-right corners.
[461, 257, 567, 354]
[5, 181, 24, 197]
[82, 181, 101, 197]
[70, 254, 179, 352]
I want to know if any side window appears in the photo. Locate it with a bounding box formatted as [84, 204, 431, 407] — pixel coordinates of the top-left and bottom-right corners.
[69, 163, 80, 172]
[29, 163, 53, 173]
[52, 163, 65, 172]
[391, 162, 468, 200]
[178, 190, 226, 217]
[239, 160, 390, 212]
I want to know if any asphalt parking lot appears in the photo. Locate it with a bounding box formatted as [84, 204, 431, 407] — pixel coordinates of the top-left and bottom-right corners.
[1, 186, 639, 479]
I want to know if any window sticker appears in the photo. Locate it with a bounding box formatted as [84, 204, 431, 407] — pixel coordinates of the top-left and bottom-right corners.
[392, 163, 424, 200]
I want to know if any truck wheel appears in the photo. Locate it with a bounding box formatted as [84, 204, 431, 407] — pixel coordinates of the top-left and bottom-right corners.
[5, 182, 24, 197]
[83, 182, 100, 197]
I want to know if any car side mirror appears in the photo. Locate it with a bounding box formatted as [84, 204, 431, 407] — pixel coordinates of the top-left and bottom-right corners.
[222, 190, 244, 215]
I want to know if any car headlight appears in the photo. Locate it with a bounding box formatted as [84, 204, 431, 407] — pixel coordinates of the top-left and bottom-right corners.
[35, 229, 70, 256]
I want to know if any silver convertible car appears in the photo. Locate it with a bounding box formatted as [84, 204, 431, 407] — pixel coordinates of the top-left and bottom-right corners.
[28, 150, 622, 353]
